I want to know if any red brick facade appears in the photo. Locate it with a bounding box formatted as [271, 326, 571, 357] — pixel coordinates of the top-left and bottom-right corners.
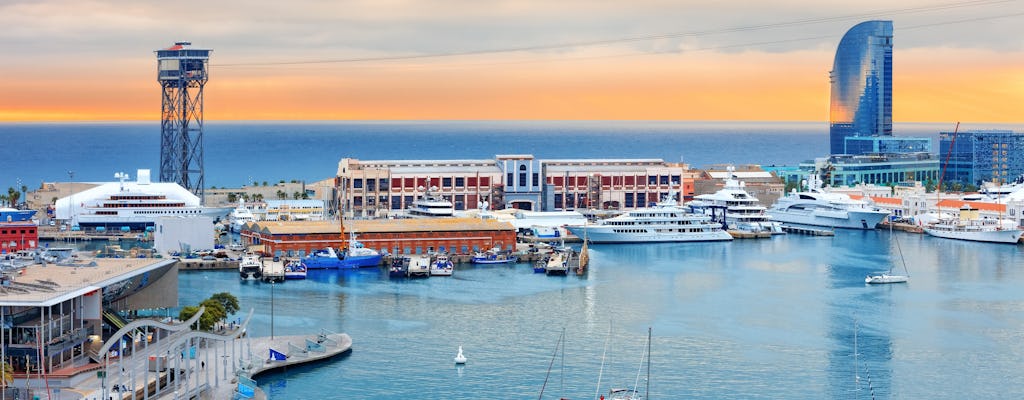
[0, 223, 38, 253]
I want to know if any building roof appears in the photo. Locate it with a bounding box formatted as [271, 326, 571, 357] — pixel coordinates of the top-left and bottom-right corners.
[848, 195, 903, 206]
[936, 199, 1006, 213]
[0, 258, 175, 307]
[707, 171, 775, 179]
[245, 218, 514, 235]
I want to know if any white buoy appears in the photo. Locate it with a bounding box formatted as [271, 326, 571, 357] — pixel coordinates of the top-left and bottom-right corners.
[454, 345, 467, 364]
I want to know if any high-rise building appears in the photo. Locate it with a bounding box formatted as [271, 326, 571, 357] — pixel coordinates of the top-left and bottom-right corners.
[829, 21, 893, 155]
[939, 130, 1024, 186]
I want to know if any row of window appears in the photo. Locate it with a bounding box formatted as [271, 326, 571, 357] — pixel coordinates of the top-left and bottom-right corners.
[0, 229, 34, 235]
[273, 244, 514, 257]
[352, 177, 492, 190]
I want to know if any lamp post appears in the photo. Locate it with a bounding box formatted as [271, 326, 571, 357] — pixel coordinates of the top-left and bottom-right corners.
[270, 280, 275, 340]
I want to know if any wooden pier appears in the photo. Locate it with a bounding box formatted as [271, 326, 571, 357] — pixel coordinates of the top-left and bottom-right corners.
[780, 225, 835, 236]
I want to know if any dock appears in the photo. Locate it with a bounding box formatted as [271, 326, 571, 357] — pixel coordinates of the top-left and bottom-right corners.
[780, 225, 835, 236]
[727, 230, 772, 239]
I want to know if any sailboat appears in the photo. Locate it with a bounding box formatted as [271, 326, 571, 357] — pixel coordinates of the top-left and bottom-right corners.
[603, 327, 651, 400]
[865, 220, 909, 284]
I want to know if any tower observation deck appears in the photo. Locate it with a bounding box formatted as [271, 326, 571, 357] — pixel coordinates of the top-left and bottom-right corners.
[155, 41, 211, 201]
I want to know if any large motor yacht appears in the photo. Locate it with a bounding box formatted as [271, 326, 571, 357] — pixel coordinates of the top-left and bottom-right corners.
[687, 167, 782, 234]
[565, 189, 732, 243]
[406, 186, 454, 218]
[228, 200, 258, 232]
[767, 175, 889, 230]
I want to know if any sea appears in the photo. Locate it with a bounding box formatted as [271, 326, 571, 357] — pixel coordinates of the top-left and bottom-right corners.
[0, 120, 982, 188]
[3, 121, 1024, 399]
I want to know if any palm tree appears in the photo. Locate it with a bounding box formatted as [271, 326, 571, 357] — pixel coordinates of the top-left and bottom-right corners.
[0, 358, 12, 389]
[227, 193, 238, 204]
[0, 194, 8, 207]
[292, 191, 301, 200]
[254, 193, 264, 202]
[276, 190, 287, 200]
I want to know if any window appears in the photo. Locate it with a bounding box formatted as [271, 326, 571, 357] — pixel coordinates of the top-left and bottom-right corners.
[379, 179, 389, 190]
[519, 172, 527, 187]
[443, 177, 452, 187]
[353, 179, 363, 189]
[455, 177, 465, 187]
[532, 173, 539, 186]
[507, 173, 514, 186]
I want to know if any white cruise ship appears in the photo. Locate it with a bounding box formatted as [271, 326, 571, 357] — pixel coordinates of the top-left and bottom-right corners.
[54, 170, 232, 230]
[565, 190, 732, 243]
[923, 204, 1023, 244]
[687, 167, 783, 234]
[767, 175, 889, 230]
[406, 186, 454, 217]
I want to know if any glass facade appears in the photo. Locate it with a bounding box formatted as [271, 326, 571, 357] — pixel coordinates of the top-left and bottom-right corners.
[939, 130, 1024, 186]
[844, 137, 930, 155]
[829, 21, 893, 155]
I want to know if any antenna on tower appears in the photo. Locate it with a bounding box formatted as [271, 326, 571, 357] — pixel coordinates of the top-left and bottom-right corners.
[155, 41, 211, 202]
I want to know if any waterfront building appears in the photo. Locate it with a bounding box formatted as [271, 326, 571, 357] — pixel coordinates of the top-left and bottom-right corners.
[0, 221, 38, 253]
[0, 258, 178, 382]
[939, 129, 1024, 187]
[263, 199, 328, 221]
[799, 153, 939, 188]
[829, 20, 893, 155]
[334, 156, 693, 218]
[240, 218, 516, 257]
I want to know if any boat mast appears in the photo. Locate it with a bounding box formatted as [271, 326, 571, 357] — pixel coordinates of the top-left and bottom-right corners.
[646, 326, 651, 399]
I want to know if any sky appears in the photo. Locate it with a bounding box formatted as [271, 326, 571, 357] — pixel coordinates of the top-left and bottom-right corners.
[0, 0, 1022, 122]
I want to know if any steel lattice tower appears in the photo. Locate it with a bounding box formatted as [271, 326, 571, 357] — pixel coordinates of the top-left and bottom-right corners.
[155, 41, 211, 201]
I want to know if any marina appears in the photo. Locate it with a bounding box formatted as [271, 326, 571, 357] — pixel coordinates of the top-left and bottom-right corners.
[169, 229, 1024, 399]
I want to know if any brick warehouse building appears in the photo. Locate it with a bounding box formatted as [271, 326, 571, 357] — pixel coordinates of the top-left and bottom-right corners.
[240, 218, 516, 257]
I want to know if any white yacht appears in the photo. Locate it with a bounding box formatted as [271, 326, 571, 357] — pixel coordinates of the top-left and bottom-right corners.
[687, 167, 782, 234]
[923, 204, 1023, 244]
[239, 253, 262, 281]
[406, 186, 454, 218]
[565, 189, 732, 243]
[767, 174, 889, 230]
[54, 170, 231, 230]
[229, 200, 257, 232]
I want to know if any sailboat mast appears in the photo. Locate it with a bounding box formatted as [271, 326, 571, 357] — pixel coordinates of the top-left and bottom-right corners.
[647, 326, 652, 399]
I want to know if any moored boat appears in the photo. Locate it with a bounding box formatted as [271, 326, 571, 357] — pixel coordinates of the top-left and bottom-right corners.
[284, 260, 307, 280]
[389, 256, 409, 278]
[471, 248, 518, 264]
[922, 204, 1023, 244]
[430, 253, 454, 276]
[239, 253, 262, 281]
[406, 254, 431, 277]
[566, 189, 732, 243]
[767, 174, 889, 230]
[543, 252, 568, 275]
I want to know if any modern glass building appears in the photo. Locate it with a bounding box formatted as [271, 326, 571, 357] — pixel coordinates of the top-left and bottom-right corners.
[799, 153, 939, 187]
[829, 21, 893, 155]
[939, 129, 1024, 186]
[844, 136, 930, 155]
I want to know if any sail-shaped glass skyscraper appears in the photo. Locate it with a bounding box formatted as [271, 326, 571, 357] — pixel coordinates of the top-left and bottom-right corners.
[829, 20, 893, 155]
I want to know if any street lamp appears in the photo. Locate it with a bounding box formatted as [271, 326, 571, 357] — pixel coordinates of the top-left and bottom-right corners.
[270, 280, 275, 339]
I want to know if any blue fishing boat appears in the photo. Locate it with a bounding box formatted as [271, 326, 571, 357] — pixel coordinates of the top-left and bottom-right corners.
[284, 260, 307, 280]
[302, 245, 382, 269]
[471, 248, 517, 265]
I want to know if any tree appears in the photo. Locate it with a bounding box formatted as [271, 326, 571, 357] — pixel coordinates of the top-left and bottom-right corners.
[293, 191, 301, 200]
[262, 181, 268, 186]
[254, 193, 264, 202]
[199, 299, 227, 328]
[210, 292, 240, 315]
[301, 192, 309, 200]
[924, 179, 935, 193]
[277, 190, 287, 200]
[227, 193, 238, 204]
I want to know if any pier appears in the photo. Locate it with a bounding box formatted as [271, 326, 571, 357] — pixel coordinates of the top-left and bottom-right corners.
[727, 230, 773, 239]
[780, 225, 835, 236]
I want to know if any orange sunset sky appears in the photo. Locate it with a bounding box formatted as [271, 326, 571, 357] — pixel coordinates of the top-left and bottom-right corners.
[1, 0, 1021, 123]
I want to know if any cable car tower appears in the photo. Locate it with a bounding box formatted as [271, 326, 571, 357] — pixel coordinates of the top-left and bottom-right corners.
[155, 41, 211, 201]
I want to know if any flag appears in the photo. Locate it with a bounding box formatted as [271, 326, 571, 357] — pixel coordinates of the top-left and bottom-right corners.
[269, 348, 287, 361]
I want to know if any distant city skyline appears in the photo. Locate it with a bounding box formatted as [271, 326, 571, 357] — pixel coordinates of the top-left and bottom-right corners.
[1, 0, 1022, 122]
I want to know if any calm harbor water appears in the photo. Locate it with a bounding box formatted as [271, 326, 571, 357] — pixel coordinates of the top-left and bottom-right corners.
[177, 230, 1024, 399]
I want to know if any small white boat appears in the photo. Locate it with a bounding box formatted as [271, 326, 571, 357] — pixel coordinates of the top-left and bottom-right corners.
[284, 260, 307, 280]
[430, 254, 454, 276]
[406, 254, 431, 277]
[239, 253, 262, 281]
[544, 252, 569, 276]
[454, 346, 467, 364]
